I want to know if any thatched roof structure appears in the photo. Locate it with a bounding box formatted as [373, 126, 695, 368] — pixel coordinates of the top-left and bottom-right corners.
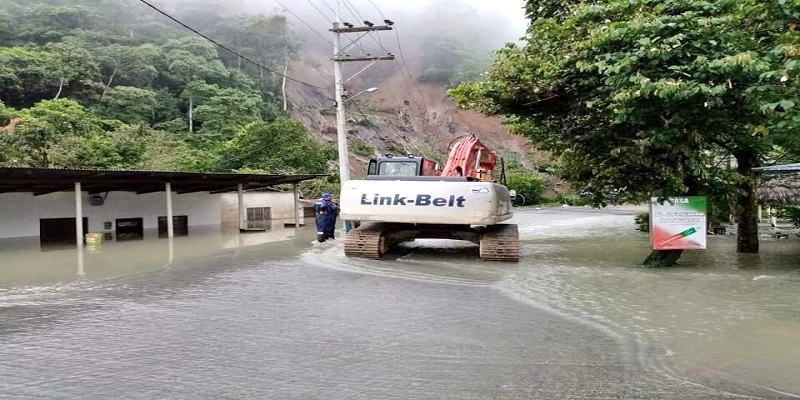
[758, 174, 800, 205]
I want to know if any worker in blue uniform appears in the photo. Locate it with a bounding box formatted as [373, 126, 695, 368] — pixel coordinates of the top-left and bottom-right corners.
[314, 193, 335, 242]
[325, 197, 340, 240]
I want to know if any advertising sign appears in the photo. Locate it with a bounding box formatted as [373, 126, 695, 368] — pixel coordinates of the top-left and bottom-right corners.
[650, 196, 707, 250]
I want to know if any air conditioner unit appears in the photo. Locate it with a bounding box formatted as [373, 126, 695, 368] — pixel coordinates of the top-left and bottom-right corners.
[89, 194, 105, 206]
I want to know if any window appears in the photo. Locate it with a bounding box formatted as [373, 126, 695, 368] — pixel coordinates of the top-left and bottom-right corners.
[378, 161, 419, 176]
[246, 207, 271, 230]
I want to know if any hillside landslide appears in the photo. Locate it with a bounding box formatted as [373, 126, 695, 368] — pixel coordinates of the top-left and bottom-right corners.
[283, 48, 545, 178]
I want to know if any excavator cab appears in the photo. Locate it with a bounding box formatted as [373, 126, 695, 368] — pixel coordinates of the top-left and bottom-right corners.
[367, 154, 441, 177]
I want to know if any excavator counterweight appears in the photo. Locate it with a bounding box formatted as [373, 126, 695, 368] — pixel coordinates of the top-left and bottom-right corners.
[340, 134, 520, 262]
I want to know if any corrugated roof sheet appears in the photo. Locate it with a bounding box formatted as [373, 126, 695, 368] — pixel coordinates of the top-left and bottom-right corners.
[0, 167, 327, 195]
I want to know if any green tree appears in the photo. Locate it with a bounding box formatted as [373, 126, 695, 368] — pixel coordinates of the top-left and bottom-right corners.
[162, 37, 228, 86]
[218, 118, 332, 174]
[44, 41, 101, 99]
[181, 81, 267, 144]
[15, 3, 102, 45]
[507, 172, 546, 205]
[96, 86, 159, 123]
[7, 99, 94, 166]
[0, 47, 62, 106]
[451, 0, 800, 253]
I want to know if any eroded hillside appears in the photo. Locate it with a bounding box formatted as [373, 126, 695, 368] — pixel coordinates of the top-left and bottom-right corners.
[284, 48, 544, 177]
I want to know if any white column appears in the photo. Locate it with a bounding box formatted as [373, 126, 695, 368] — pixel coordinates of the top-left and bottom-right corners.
[293, 183, 300, 228]
[238, 183, 245, 231]
[77, 249, 85, 277]
[168, 237, 174, 264]
[75, 182, 83, 248]
[166, 182, 174, 238]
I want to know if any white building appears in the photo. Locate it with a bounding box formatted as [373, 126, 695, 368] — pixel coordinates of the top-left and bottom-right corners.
[0, 167, 323, 247]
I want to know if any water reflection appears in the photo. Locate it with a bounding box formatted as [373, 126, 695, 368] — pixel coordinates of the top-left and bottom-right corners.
[0, 220, 309, 288]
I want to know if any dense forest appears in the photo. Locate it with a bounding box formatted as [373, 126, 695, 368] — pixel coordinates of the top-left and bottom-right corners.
[0, 0, 337, 194]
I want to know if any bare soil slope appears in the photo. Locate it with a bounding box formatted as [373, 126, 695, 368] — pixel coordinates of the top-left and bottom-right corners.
[284, 50, 544, 176]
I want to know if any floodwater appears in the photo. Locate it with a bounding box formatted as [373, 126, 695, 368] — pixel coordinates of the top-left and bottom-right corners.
[1, 208, 799, 399]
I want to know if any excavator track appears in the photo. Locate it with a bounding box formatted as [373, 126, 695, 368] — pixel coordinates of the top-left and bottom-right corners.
[479, 224, 520, 262]
[344, 222, 393, 259]
[345, 221, 521, 262]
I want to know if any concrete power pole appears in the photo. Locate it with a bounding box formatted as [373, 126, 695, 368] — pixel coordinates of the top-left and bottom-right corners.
[331, 7, 394, 232]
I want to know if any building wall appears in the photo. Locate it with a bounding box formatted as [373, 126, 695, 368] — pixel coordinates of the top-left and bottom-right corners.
[0, 191, 221, 239]
[219, 191, 306, 232]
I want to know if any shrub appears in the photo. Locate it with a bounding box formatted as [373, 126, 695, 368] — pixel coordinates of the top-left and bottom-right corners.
[635, 213, 650, 232]
[506, 172, 546, 205]
[349, 138, 375, 157]
[554, 194, 592, 206]
[777, 207, 800, 228]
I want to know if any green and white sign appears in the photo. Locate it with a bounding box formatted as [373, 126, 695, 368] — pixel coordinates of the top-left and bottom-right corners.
[650, 196, 707, 250]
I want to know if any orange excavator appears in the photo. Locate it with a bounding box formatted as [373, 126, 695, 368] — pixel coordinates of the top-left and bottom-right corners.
[339, 134, 520, 261]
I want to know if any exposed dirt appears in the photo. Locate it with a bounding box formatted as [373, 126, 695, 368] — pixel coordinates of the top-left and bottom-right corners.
[284, 49, 548, 177]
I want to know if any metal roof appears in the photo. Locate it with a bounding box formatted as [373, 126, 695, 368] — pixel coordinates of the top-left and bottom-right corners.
[0, 167, 326, 195]
[754, 163, 800, 173]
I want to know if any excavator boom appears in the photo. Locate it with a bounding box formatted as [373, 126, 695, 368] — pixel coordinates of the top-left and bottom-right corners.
[440, 135, 498, 181]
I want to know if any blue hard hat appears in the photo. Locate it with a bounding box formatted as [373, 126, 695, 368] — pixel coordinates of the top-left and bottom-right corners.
[322, 193, 332, 199]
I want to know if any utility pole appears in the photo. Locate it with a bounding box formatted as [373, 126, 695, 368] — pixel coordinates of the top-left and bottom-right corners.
[331, 5, 394, 232]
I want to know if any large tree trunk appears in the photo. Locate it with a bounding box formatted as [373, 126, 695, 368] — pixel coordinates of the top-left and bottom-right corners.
[54, 78, 65, 99]
[282, 57, 288, 111]
[101, 67, 118, 100]
[188, 96, 193, 134]
[734, 150, 760, 253]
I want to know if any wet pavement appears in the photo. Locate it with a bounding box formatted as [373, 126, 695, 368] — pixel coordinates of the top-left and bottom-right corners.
[1, 207, 799, 399]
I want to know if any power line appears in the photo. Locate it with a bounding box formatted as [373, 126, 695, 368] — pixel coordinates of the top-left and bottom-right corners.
[305, 0, 334, 23]
[391, 27, 432, 129]
[319, 0, 337, 15]
[365, 0, 387, 19]
[337, 0, 433, 136]
[274, 0, 335, 46]
[134, 0, 328, 90]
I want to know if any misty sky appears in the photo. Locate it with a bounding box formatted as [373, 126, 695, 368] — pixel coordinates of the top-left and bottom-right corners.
[246, 0, 530, 44]
[369, 0, 528, 31]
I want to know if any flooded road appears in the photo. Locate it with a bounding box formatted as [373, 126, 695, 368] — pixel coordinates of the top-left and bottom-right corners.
[1, 208, 799, 399]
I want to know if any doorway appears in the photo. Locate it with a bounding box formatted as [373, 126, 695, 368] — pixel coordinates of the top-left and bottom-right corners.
[158, 215, 188, 238]
[40, 217, 88, 248]
[116, 218, 144, 241]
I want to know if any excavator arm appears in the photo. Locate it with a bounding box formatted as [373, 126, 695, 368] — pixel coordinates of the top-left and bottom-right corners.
[440, 134, 499, 182]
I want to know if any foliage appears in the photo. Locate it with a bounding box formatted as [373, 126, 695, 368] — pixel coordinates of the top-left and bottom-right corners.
[0, 0, 335, 191]
[411, 0, 512, 87]
[218, 118, 333, 174]
[776, 206, 800, 229]
[553, 193, 593, 206]
[507, 172, 546, 205]
[349, 138, 376, 157]
[635, 213, 650, 232]
[295, 174, 341, 200]
[450, 0, 800, 252]
[418, 38, 493, 86]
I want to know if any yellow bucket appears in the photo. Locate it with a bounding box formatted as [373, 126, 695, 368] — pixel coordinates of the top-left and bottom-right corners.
[85, 232, 104, 245]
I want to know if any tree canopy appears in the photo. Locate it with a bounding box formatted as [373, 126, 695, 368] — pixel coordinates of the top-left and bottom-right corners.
[450, 0, 800, 252]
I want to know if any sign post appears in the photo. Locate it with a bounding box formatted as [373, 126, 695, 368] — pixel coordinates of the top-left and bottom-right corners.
[650, 196, 707, 250]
